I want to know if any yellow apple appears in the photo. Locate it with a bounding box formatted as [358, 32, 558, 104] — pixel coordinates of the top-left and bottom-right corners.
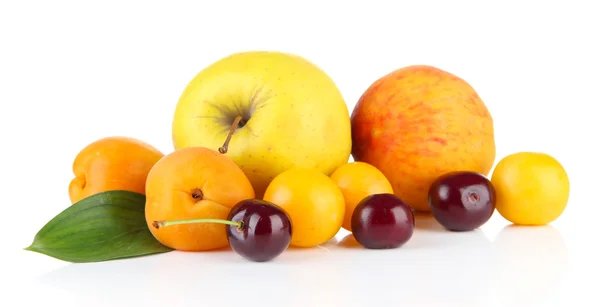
[172, 51, 352, 197]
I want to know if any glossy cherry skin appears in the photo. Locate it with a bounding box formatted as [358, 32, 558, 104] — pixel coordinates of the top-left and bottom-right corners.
[226, 199, 292, 262]
[428, 171, 496, 231]
[351, 193, 415, 249]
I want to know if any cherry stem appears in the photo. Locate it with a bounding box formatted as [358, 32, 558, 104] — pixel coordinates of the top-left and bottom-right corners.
[218, 115, 242, 154]
[152, 218, 243, 229]
[468, 192, 480, 203]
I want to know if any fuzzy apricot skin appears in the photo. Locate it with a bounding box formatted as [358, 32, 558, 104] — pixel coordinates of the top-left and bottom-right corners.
[68, 136, 164, 204]
[145, 147, 255, 251]
[491, 152, 570, 226]
[330, 162, 394, 231]
[263, 168, 345, 248]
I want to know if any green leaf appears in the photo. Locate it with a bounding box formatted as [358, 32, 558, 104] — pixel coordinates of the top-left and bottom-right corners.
[25, 190, 173, 263]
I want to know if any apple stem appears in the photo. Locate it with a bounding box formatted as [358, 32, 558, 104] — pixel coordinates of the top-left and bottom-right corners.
[219, 115, 243, 154]
[152, 218, 243, 229]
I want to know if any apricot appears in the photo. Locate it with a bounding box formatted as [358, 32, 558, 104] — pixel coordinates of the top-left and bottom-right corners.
[330, 162, 394, 231]
[145, 147, 255, 251]
[263, 168, 345, 248]
[491, 152, 569, 225]
[69, 136, 164, 204]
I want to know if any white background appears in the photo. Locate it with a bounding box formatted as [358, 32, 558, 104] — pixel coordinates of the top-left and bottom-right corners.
[1, 1, 598, 306]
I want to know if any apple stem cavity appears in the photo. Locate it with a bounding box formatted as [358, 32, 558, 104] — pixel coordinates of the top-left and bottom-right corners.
[219, 115, 243, 154]
[152, 218, 243, 230]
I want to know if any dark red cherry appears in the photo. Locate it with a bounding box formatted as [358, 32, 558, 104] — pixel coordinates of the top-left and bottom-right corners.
[226, 199, 292, 262]
[428, 171, 496, 231]
[351, 193, 415, 249]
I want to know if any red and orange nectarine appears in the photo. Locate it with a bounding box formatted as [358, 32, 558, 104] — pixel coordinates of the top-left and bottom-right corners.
[350, 65, 495, 212]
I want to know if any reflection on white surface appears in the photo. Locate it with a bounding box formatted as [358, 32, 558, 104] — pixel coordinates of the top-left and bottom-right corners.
[30, 215, 569, 307]
[492, 225, 569, 307]
[351, 213, 495, 306]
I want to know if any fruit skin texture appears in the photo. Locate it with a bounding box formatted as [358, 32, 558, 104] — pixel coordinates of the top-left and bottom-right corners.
[350, 65, 496, 212]
[226, 199, 292, 262]
[171, 51, 352, 198]
[69, 136, 164, 204]
[428, 171, 496, 231]
[351, 193, 415, 249]
[330, 162, 394, 231]
[491, 152, 569, 225]
[145, 147, 255, 251]
[263, 168, 345, 248]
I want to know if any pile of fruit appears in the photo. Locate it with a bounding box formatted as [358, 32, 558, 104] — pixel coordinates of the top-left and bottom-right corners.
[26, 51, 570, 263]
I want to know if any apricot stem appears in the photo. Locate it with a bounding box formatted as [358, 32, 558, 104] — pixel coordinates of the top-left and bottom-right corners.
[191, 188, 203, 200]
[152, 219, 242, 229]
[218, 115, 243, 154]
